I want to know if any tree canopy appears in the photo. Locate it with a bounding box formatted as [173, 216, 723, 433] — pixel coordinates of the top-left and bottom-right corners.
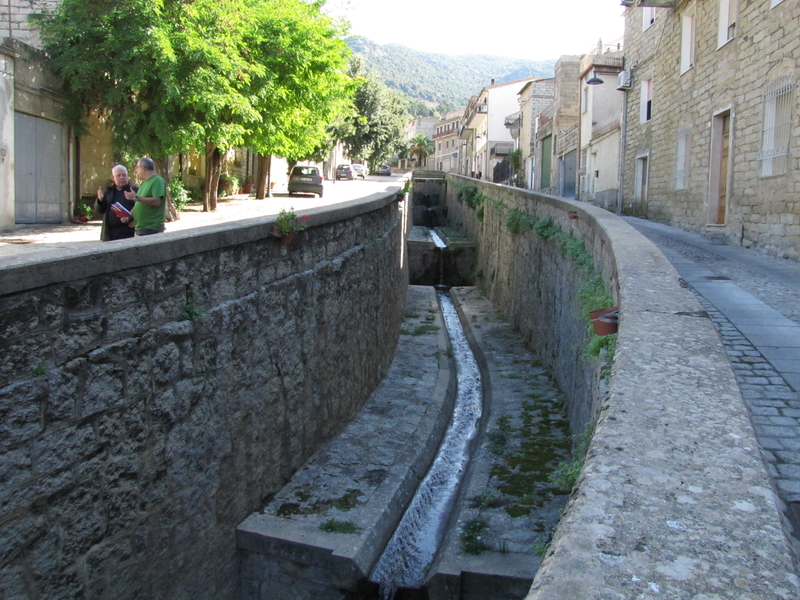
[330, 58, 407, 169]
[35, 0, 353, 207]
[408, 134, 434, 165]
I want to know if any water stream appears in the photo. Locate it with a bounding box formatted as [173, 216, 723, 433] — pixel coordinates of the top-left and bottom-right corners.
[370, 288, 482, 599]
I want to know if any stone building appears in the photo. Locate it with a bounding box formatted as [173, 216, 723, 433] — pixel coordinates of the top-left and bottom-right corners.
[433, 109, 465, 173]
[620, 0, 800, 259]
[512, 78, 555, 189]
[578, 40, 625, 210]
[534, 56, 581, 197]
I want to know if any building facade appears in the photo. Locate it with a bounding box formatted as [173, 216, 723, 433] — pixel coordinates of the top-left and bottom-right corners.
[433, 109, 465, 173]
[578, 40, 625, 209]
[534, 56, 581, 197]
[621, 0, 799, 259]
[515, 79, 556, 189]
[460, 77, 540, 181]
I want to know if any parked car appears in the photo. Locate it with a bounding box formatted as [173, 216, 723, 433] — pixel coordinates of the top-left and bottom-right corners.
[376, 165, 392, 176]
[335, 164, 355, 180]
[288, 165, 323, 197]
[351, 163, 366, 179]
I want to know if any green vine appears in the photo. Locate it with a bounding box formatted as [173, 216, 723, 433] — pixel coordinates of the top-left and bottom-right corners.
[504, 207, 616, 359]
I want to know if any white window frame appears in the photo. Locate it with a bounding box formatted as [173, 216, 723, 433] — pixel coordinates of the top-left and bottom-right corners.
[717, 0, 738, 48]
[758, 75, 794, 177]
[680, 5, 696, 74]
[674, 127, 691, 190]
[642, 6, 656, 31]
[640, 78, 653, 123]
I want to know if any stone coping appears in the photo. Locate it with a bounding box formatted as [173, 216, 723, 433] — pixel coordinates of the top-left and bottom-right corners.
[237, 286, 456, 592]
[0, 187, 402, 296]
[527, 201, 800, 598]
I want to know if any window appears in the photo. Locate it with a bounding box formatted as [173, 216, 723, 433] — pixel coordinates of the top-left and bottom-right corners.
[771, 0, 785, 7]
[673, 127, 691, 190]
[759, 75, 794, 177]
[582, 86, 589, 112]
[680, 5, 695, 74]
[640, 79, 653, 123]
[717, 0, 738, 47]
[642, 6, 656, 30]
[541, 135, 552, 189]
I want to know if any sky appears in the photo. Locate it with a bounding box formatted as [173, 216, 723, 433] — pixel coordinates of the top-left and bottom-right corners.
[323, 0, 626, 61]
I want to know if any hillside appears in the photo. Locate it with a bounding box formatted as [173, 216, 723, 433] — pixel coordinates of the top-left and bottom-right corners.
[347, 37, 556, 109]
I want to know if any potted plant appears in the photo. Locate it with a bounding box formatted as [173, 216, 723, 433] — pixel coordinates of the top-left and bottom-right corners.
[273, 208, 308, 244]
[242, 175, 254, 194]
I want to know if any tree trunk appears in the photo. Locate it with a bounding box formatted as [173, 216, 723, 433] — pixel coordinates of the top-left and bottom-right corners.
[204, 142, 222, 211]
[255, 154, 270, 199]
[154, 156, 179, 222]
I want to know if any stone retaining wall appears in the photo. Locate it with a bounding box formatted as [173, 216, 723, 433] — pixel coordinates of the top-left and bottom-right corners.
[0, 191, 408, 599]
[445, 175, 800, 598]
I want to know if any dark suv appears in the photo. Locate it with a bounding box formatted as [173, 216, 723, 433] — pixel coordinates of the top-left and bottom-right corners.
[288, 165, 323, 197]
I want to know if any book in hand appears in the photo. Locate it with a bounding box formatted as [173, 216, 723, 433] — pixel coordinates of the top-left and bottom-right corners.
[110, 202, 132, 218]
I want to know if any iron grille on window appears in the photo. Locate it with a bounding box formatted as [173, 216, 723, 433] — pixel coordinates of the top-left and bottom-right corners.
[758, 75, 793, 177]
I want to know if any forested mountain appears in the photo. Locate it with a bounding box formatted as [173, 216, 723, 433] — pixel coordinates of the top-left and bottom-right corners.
[347, 37, 556, 112]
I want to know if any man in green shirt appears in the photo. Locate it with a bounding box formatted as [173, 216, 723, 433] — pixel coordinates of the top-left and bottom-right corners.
[125, 157, 167, 236]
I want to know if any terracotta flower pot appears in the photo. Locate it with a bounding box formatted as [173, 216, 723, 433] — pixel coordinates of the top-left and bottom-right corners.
[568, 211, 578, 219]
[589, 306, 618, 336]
[281, 234, 293, 245]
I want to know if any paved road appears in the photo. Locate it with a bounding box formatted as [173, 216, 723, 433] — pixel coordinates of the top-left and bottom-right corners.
[626, 216, 800, 552]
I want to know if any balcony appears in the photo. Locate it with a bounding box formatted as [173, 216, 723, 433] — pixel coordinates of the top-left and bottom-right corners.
[490, 142, 514, 158]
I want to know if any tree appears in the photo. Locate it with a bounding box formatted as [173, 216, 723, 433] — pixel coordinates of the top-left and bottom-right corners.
[408, 134, 434, 167]
[35, 0, 352, 209]
[331, 58, 407, 169]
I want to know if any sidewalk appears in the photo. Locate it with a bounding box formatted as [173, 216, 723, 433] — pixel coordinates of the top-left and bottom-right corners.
[626, 216, 800, 550]
[0, 192, 302, 265]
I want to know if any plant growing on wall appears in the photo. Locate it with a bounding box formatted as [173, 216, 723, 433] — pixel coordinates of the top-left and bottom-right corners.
[275, 208, 308, 236]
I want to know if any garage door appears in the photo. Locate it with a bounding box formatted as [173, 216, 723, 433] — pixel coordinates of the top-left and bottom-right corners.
[15, 112, 64, 223]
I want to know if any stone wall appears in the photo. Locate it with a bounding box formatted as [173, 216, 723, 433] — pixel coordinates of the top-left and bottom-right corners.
[0, 191, 409, 599]
[622, 1, 800, 259]
[444, 175, 800, 598]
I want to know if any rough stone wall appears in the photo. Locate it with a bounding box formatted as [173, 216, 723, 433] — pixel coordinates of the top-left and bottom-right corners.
[446, 175, 610, 435]
[444, 175, 799, 598]
[0, 194, 408, 599]
[622, 1, 800, 259]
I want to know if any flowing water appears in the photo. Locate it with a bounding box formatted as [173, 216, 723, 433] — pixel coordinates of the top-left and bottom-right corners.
[370, 290, 482, 599]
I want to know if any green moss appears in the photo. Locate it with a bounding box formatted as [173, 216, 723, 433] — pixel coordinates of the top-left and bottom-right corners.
[461, 519, 490, 555]
[320, 519, 358, 534]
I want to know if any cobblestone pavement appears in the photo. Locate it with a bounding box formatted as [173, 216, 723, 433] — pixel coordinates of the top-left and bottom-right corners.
[626, 217, 800, 553]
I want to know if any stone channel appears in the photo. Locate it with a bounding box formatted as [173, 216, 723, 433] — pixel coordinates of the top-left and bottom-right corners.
[237, 283, 574, 600]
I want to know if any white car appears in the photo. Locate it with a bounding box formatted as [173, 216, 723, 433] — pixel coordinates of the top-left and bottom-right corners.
[351, 164, 367, 179]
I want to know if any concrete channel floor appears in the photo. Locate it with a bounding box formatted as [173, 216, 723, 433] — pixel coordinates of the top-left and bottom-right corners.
[625, 216, 800, 554]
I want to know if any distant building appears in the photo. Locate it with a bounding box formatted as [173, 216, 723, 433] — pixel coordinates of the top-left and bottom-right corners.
[620, 0, 799, 259]
[578, 39, 625, 209]
[400, 116, 438, 171]
[460, 77, 540, 181]
[534, 56, 581, 197]
[433, 109, 464, 173]
[513, 79, 555, 189]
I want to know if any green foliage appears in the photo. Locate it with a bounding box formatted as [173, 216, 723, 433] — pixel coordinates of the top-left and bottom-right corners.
[506, 207, 535, 235]
[347, 37, 555, 108]
[329, 57, 407, 167]
[408, 134, 434, 165]
[169, 179, 191, 211]
[320, 519, 358, 534]
[461, 519, 490, 555]
[275, 208, 308, 236]
[35, 0, 353, 163]
[74, 197, 94, 219]
[32, 362, 46, 378]
[508, 148, 524, 188]
[472, 491, 502, 510]
[183, 285, 204, 321]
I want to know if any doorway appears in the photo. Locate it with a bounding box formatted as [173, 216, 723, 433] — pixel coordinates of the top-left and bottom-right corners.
[707, 111, 731, 225]
[14, 112, 64, 223]
[634, 155, 649, 214]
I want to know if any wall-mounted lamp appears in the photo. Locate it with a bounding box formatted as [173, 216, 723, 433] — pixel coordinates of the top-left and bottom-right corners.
[587, 71, 604, 85]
